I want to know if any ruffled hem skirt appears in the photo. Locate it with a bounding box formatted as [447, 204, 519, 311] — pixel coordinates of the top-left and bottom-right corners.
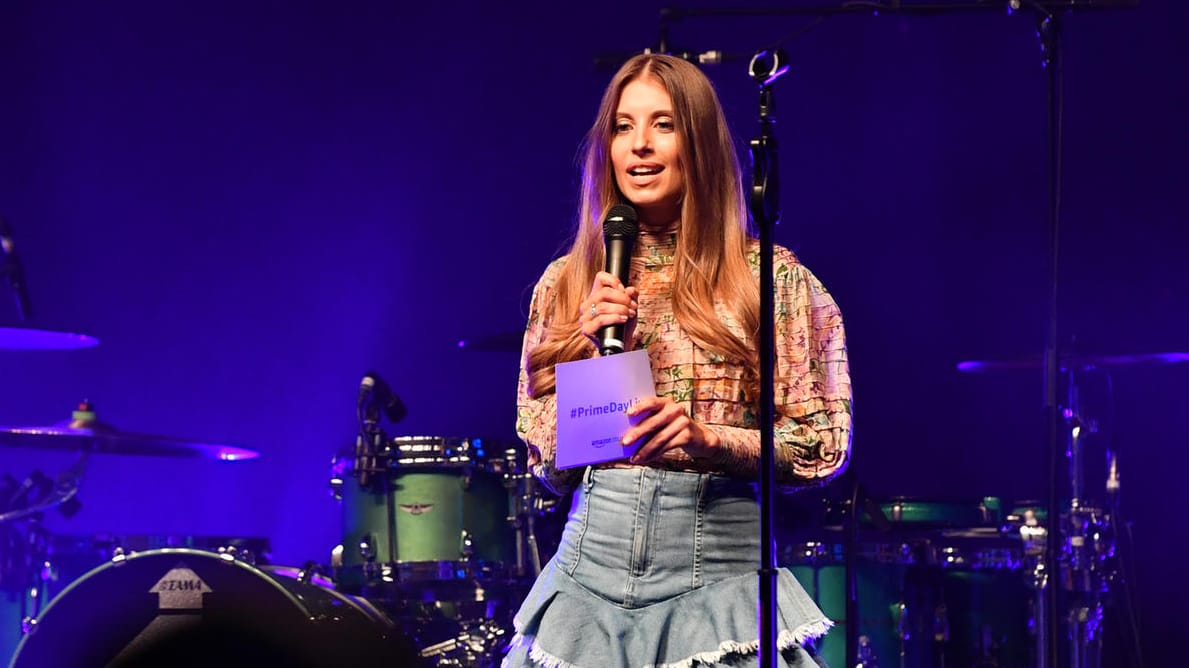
[503, 563, 830, 668]
[500, 467, 832, 668]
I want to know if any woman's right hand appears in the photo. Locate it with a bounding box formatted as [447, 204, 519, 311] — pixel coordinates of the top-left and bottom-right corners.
[578, 271, 638, 352]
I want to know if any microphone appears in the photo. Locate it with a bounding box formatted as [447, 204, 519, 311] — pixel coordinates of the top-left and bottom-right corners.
[0, 217, 33, 321]
[359, 371, 408, 424]
[599, 204, 638, 356]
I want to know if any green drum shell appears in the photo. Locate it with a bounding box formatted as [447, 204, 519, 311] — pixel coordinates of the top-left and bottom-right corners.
[339, 464, 515, 586]
[872, 497, 1003, 528]
[785, 554, 906, 668]
[785, 550, 1033, 668]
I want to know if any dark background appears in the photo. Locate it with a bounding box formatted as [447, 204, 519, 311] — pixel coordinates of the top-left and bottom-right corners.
[1, 0, 1184, 663]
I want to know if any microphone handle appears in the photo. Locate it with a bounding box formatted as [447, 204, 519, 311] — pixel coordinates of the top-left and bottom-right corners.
[599, 236, 633, 355]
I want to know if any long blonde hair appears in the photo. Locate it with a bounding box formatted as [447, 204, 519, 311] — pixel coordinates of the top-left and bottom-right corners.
[528, 54, 760, 399]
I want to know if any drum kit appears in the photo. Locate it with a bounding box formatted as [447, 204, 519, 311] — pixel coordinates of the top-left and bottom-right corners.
[0, 328, 564, 667]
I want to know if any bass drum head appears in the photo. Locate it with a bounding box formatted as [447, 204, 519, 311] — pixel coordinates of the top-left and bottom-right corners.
[10, 548, 420, 668]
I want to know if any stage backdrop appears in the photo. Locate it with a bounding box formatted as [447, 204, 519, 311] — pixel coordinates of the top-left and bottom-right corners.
[1, 0, 1185, 662]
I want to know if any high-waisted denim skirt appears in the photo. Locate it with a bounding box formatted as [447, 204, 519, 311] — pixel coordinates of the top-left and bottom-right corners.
[502, 467, 831, 668]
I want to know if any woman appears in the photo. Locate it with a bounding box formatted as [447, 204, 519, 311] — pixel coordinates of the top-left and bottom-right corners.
[504, 53, 852, 668]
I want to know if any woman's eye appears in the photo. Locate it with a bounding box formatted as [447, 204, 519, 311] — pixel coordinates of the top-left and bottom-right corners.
[614, 122, 632, 134]
[656, 119, 675, 132]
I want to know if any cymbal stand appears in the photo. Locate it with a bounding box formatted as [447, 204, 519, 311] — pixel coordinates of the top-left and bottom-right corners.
[1059, 368, 1115, 668]
[355, 397, 394, 583]
[503, 448, 556, 579]
[0, 454, 87, 527]
[0, 452, 87, 645]
[521, 475, 543, 577]
[502, 448, 533, 579]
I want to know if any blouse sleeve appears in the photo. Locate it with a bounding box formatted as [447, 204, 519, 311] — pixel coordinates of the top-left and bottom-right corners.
[515, 259, 585, 496]
[701, 250, 852, 488]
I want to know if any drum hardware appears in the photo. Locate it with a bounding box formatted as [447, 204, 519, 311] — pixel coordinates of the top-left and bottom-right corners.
[959, 354, 1181, 668]
[931, 601, 948, 646]
[213, 543, 257, 567]
[0, 455, 89, 662]
[285, 560, 326, 585]
[419, 617, 508, 667]
[359, 533, 376, 562]
[0, 461, 84, 526]
[894, 600, 908, 667]
[855, 635, 878, 668]
[786, 494, 1042, 668]
[460, 529, 475, 562]
[1049, 369, 1118, 668]
[502, 449, 557, 579]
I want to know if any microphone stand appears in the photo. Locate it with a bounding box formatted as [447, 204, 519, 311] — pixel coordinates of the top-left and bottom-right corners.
[1035, 9, 1064, 668]
[748, 48, 789, 668]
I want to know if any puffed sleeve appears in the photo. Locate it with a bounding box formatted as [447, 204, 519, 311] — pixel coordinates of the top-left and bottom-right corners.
[702, 247, 852, 487]
[515, 259, 585, 496]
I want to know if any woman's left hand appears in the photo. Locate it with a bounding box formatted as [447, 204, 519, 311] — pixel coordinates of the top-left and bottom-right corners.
[623, 396, 721, 464]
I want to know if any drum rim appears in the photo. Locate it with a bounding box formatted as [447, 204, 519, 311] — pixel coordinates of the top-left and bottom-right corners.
[389, 435, 480, 446]
[256, 563, 394, 628]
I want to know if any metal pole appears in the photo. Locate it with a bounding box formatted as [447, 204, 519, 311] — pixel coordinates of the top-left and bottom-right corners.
[748, 49, 790, 668]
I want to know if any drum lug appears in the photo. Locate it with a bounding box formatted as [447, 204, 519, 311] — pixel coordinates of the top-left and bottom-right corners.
[459, 529, 474, 561]
[358, 534, 375, 562]
[328, 472, 343, 502]
[933, 602, 950, 643]
[296, 560, 324, 585]
[856, 635, 877, 668]
[216, 544, 255, 566]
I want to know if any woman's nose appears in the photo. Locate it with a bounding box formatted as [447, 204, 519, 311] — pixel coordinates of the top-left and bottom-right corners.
[631, 128, 652, 154]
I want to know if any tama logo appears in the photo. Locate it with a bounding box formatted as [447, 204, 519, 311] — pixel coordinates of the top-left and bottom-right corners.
[150, 565, 212, 610]
[156, 579, 206, 591]
[399, 503, 434, 515]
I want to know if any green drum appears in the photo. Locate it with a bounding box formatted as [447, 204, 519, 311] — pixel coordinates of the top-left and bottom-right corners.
[935, 569, 1033, 668]
[785, 548, 1033, 668]
[785, 497, 1032, 667]
[873, 497, 1002, 529]
[335, 436, 520, 592]
[784, 544, 907, 668]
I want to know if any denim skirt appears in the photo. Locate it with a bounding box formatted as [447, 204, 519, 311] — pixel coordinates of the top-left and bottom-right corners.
[502, 467, 831, 668]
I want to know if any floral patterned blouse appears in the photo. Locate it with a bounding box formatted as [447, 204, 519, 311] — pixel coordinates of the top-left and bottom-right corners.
[516, 228, 852, 496]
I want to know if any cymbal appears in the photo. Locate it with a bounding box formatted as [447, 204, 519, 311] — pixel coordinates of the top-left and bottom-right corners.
[456, 330, 522, 352]
[957, 352, 1189, 373]
[0, 325, 99, 350]
[0, 407, 259, 460]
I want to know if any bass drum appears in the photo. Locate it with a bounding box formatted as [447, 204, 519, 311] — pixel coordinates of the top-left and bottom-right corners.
[9, 549, 419, 668]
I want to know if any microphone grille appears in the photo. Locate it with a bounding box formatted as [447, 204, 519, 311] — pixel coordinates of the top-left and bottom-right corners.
[603, 204, 638, 238]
